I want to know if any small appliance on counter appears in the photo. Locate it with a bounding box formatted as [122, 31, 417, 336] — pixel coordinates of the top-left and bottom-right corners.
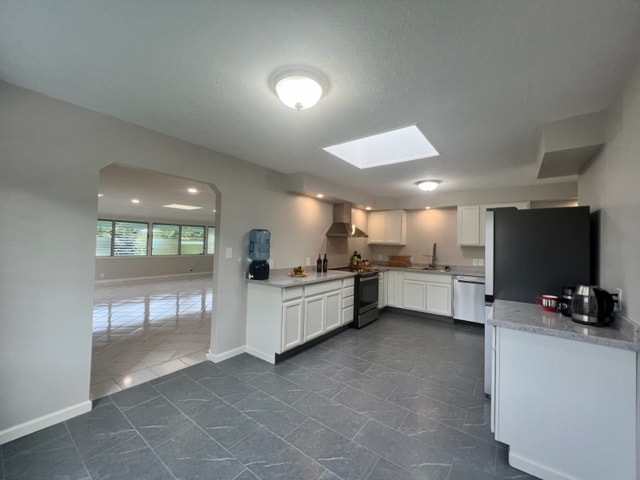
[557, 286, 575, 317]
[571, 285, 615, 326]
[248, 229, 270, 280]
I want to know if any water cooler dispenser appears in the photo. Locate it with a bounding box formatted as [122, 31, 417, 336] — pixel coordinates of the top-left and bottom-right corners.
[248, 229, 270, 280]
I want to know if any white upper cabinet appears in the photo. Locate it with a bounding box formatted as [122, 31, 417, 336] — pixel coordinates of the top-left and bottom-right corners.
[368, 210, 407, 245]
[457, 205, 481, 246]
[457, 202, 530, 246]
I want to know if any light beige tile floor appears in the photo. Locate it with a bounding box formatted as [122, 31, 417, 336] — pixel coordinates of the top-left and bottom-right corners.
[90, 274, 212, 399]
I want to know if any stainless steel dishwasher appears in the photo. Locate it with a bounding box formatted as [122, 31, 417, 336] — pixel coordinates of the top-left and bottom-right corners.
[453, 275, 485, 324]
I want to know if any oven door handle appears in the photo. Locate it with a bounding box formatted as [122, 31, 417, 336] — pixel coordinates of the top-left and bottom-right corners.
[359, 275, 379, 284]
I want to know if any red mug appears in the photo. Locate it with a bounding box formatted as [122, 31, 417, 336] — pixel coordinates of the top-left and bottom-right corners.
[535, 294, 558, 312]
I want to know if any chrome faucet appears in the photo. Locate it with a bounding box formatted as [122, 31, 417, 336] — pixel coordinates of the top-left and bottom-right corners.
[430, 242, 437, 268]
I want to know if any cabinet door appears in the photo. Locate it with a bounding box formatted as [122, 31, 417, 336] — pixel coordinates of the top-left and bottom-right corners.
[385, 210, 406, 244]
[324, 290, 342, 332]
[367, 211, 386, 244]
[304, 295, 325, 341]
[457, 205, 481, 245]
[282, 300, 304, 352]
[342, 305, 354, 325]
[378, 272, 387, 308]
[403, 279, 427, 312]
[426, 282, 452, 316]
[386, 271, 401, 307]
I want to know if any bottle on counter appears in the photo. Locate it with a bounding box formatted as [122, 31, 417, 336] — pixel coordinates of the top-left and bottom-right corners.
[351, 251, 358, 266]
[316, 254, 322, 273]
[322, 253, 328, 272]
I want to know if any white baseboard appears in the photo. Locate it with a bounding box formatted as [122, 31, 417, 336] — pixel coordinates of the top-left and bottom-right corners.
[207, 345, 246, 363]
[95, 271, 213, 285]
[244, 346, 276, 364]
[0, 400, 92, 445]
[509, 451, 573, 480]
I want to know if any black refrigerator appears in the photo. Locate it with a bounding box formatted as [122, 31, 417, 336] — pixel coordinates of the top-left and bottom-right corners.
[483, 206, 592, 395]
[486, 206, 591, 304]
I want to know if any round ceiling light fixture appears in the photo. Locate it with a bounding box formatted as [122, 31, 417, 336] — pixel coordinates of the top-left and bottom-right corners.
[416, 180, 441, 192]
[272, 67, 327, 110]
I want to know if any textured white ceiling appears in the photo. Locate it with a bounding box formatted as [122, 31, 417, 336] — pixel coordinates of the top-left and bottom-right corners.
[98, 164, 216, 224]
[1, 1, 639, 199]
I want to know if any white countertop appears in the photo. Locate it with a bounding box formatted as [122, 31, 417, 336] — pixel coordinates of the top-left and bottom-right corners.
[375, 264, 485, 278]
[247, 268, 356, 288]
[488, 299, 640, 351]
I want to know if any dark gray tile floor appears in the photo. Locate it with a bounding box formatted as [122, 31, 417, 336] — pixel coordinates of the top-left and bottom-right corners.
[0, 311, 538, 480]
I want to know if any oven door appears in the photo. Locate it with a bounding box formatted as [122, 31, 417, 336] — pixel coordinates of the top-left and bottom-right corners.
[355, 273, 380, 329]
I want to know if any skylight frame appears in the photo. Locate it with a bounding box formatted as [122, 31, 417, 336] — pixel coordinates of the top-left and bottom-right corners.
[322, 125, 439, 169]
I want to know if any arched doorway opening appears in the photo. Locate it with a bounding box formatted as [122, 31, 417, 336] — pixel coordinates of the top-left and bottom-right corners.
[90, 163, 219, 399]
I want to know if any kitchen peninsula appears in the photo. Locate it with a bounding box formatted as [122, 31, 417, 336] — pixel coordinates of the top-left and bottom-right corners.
[245, 269, 356, 364]
[488, 300, 640, 480]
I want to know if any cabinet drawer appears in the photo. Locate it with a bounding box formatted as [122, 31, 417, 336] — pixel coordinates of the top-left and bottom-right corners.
[343, 295, 354, 308]
[342, 277, 355, 288]
[283, 286, 303, 301]
[343, 286, 354, 298]
[403, 271, 451, 284]
[306, 280, 342, 296]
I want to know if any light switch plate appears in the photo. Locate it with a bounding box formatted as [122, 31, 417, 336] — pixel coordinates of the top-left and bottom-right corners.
[478, 259, 484, 266]
[225, 247, 232, 259]
[472, 258, 479, 266]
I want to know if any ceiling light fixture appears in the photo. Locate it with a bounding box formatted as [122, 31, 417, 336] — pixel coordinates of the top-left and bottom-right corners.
[131, 198, 140, 204]
[365, 206, 372, 211]
[272, 68, 326, 110]
[163, 203, 202, 210]
[416, 180, 441, 192]
[316, 193, 324, 198]
[188, 187, 198, 194]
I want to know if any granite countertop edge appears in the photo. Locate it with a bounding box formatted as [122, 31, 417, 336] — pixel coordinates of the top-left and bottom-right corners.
[373, 264, 485, 278]
[488, 300, 640, 352]
[247, 269, 356, 288]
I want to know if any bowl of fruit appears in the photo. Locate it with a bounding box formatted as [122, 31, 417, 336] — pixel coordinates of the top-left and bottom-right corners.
[289, 266, 307, 277]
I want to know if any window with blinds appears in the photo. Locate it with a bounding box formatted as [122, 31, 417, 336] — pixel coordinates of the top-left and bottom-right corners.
[181, 225, 205, 255]
[113, 221, 148, 256]
[96, 219, 113, 256]
[207, 226, 215, 254]
[152, 224, 179, 255]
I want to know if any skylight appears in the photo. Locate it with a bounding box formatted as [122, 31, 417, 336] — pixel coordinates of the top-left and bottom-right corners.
[323, 125, 439, 169]
[163, 204, 202, 210]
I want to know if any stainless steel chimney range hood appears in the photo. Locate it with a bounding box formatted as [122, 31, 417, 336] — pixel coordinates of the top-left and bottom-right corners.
[326, 203, 368, 237]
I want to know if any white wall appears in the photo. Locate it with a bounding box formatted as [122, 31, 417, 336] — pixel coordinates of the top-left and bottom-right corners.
[0, 81, 335, 443]
[369, 208, 480, 267]
[579, 62, 640, 325]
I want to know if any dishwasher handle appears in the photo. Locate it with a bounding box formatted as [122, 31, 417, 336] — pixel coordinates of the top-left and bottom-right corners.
[455, 278, 485, 285]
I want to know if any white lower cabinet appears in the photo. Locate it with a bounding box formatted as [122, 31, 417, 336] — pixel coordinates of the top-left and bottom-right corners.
[378, 271, 387, 309]
[426, 282, 452, 316]
[493, 327, 637, 480]
[402, 278, 427, 311]
[246, 277, 355, 363]
[304, 294, 325, 341]
[386, 271, 403, 307]
[400, 271, 452, 316]
[281, 300, 303, 351]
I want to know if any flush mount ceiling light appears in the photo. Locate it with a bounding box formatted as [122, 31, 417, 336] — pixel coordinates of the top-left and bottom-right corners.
[416, 180, 441, 192]
[272, 68, 326, 110]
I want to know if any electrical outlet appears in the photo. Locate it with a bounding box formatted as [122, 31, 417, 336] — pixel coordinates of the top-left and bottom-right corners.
[100, 272, 105, 279]
[225, 247, 232, 259]
[478, 259, 484, 267]
[305, 257, 311, 266]
[616, 288, 623, 311]
[472, 258, 479, 266]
